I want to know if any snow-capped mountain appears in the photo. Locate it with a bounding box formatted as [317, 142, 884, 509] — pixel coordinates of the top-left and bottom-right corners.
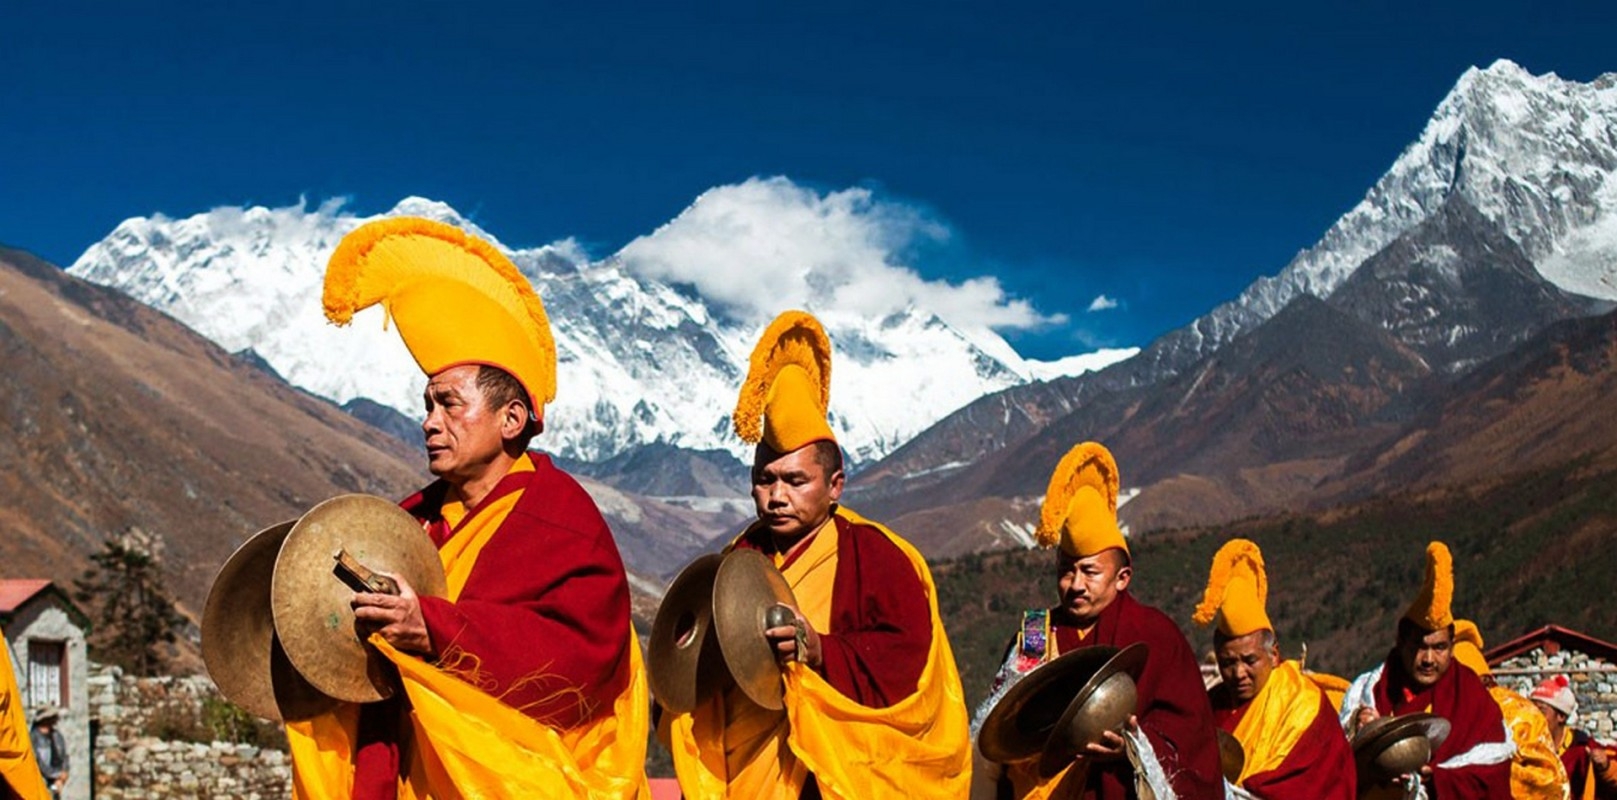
[68, 193, 1134, 465]
[1134, 59, 1617, 381]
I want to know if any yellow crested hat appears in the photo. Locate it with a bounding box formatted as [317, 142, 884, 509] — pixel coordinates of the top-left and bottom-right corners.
[1193, 538, 1273, 638]
[1452, 619, 1490, 677]
[733, 311, 835, 453]
[1037, 442, 1127, 558]
[322, 218, 557, 424]
[1402, 542, 1455, 631]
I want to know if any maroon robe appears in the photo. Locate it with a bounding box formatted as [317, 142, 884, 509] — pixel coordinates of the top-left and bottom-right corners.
[731, 512, 934, 798]
[1561, 730, 1617, 800]
[1211, 687, 1357, 800]
[733, 512, 931, 709]
[1045, 591, 1223, 800]
[353, 452, 633, 800]
[1371, 655, 1510, 799]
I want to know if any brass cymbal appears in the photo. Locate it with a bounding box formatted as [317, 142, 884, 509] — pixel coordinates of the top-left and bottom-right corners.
[979, 645, 1122, 765]
[648, 553, 730, 715]
[1036, 642, 1148, 777]
[201, 521, 339, 722]
[1216, 728, 1246, 784]
[712, 549, 797, 711]
[271, 494, 447, 704]
[1352, 712, 1451, 783]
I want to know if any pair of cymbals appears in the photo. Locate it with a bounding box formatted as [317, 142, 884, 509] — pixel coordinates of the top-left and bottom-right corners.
[201, 494, 447, 721]
[1351, 712, 1450, 784]
[649, 549, 798, 714]
[978, 642, 1149, 777]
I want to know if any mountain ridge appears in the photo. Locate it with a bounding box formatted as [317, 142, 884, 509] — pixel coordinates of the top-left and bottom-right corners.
[65, 188, 1134, 468]
[852, 58, 1617, 509]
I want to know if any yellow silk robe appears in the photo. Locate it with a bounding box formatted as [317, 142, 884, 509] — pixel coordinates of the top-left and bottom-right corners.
[668, 506, 971, 799]
[1, 628, 49, 800]
[287, 455, 650, 799]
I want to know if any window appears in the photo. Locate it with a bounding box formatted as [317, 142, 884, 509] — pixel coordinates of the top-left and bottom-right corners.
[26, 640, 65, 709]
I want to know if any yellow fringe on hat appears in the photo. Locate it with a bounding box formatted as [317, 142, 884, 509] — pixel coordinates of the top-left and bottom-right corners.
[1036, 442, 1122, 553]
[322, 217, 557, 407]
[1402, 541, 1455, 630]
[733, 311, 833, 449]
[1452, 619, 1491, 676]
[1192, 538, 1272, 636]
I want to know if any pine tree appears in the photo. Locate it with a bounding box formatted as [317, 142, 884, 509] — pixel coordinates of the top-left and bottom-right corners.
[73, 528, 186, 676]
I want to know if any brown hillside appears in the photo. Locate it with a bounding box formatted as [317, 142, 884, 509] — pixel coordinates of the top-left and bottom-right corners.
[0, 247, 424, 614]
[0, 247, 731, 634]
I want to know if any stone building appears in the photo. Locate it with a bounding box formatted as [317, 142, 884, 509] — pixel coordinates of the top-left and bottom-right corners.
[1488, 624, 1617, 738]
[1, 580, 92, 800]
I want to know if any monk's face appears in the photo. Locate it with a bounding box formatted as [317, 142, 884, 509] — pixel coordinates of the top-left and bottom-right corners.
[751, 443, 845, 540]
[1396, 623, 1454, 689]
[1531, 700, 1567, 734]
[422, 365, 514, 485]
[1056, 549, 1131, 626]
[1214, 630, 1280, 704]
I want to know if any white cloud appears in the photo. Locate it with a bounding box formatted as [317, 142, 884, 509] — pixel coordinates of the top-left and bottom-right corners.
[614, 176, 1059, 333]
[1087, 294, 1120, 312]
[1024, 347, 1140, 381]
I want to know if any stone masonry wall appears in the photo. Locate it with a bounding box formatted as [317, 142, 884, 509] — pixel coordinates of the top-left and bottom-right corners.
[1498, 646, 1617, 738]
[87, 664, 290, 799]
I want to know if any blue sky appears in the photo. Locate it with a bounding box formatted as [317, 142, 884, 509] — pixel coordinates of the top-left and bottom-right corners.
[3, 1, 1613, 359]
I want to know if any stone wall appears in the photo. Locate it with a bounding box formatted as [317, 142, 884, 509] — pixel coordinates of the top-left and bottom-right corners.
[1497, 645, 1617, 737]
[88, 664, 290, 799]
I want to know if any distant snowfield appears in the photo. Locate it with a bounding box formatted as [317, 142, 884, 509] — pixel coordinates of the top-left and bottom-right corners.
[68, 185, 1134, 466]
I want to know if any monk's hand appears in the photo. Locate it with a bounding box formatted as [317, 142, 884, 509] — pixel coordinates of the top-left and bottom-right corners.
[765, 606, 822, 670]
[1080, 715, 1138, 763]
[1592, 747, 1611, 770]
[1353, 705, 1380, 733]
[352, 572, 432, 655]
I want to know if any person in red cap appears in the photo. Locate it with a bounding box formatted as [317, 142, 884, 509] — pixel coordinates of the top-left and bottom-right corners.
[1449, 621, 1566, 799]
[1531, 675, 1617, 800]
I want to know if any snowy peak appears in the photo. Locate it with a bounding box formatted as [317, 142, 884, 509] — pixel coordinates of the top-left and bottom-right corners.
[1137, 60, 1617, 380]
[68, 189, 1132, 466]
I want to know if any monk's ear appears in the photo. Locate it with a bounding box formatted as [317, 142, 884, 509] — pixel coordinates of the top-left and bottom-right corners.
[498, 399, 529, 441]
[1112, 560, 1133, 591]
[826, 469, 845, 502]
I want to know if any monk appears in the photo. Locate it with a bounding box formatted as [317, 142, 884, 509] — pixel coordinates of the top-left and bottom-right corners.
[976, 442, 1222, 800]
[1531, 675, 1617, 799]
[662, 311, 972, 800]
[1449, 620, 1566, 799]
[286, 217, 648, 798]
[1342, 542, 1512, 800]
[1192, 539, 1355, 799]
[1, 626, 49, 800]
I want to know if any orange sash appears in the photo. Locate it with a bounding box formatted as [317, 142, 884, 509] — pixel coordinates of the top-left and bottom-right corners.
[0, 626, 50, 800]
[668, 507, 971, 799]
[1231, 660, 1326, 784]
[287, 455, 649, 798]
[1490, 685, 1567, 800]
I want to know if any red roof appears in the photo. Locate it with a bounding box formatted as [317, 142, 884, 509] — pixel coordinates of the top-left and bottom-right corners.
[0, 579, 52, 615]
[1485, 624, 1617, 666]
